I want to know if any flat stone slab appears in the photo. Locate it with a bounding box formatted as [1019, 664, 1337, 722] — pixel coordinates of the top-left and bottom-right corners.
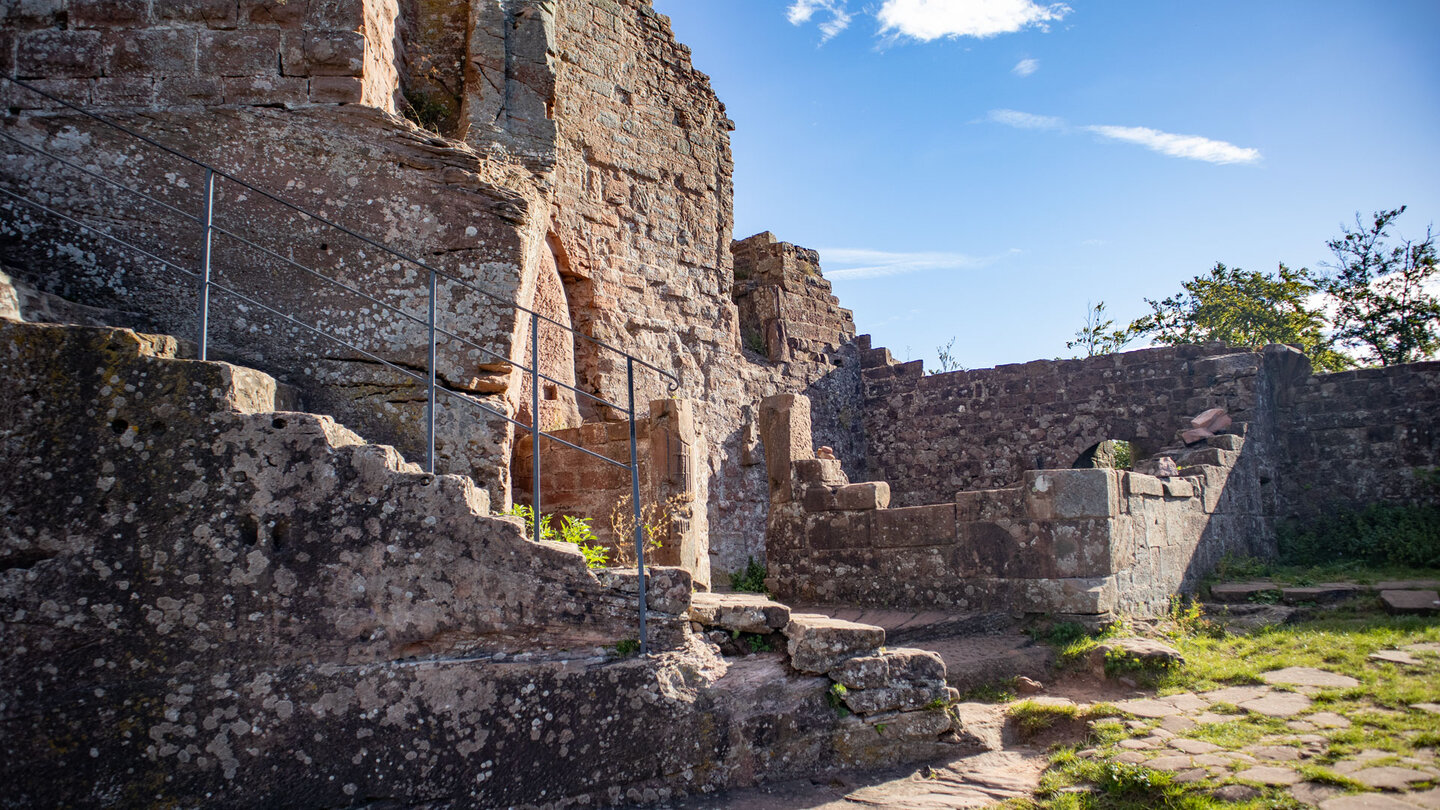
[1291, 782, 1343, 806]
[1114, 696, 1199, 718]
[1370, 650, 1424, 666]
[1160, 715, 1196, 733]
[1381, 590, 1440, 616]
[1202, 684, 1273, 704]
[1210, 581, 1281, 603]
[1261, 666, 1360, 688]
[1403, 642, 1440, 654]
[1247, 745, 1305, 762]
[1309, 711, 1353, 728]
[1237, 766, 1302, 786]
[1212, 784, 1262, 801]
[1170, 738, 1222, 755]
[1282, 584, 1365, 604]
[1321, 795, 1428, 810]
[689, 592, 792, 634]
[1349, 766, 1434, 791]
[1147, 755, 1195, 772]
[1240, 692, 1313, 717]
[1376, 580, 1440, 591]
[1410, 703, 1440, 715]
[784, 613, 886, 674]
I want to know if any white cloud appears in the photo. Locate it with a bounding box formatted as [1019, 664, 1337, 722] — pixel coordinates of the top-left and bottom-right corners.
[986, 108, 1064, 130]
[819, 248, 992, 280]
[878, 0, 1071, 41]
[787, 0, 852, 42]
[1085, 124, 1262, 165]
[1012, 57, 1039, 77]
[983, 109, 1263, 166]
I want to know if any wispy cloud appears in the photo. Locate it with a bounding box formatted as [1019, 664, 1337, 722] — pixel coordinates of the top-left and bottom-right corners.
[985, 108, 1262, 165]
[986, 108, 1063, 130]
[1084, 125, 1262, 165]
[1012, 57, 1039, 77]
[787, 0, 853, 42]
[819, 248, 993, 280]
[877, 0, 1071, 42]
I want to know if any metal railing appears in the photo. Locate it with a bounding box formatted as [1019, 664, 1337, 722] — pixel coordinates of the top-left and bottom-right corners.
[0, 77, 677, 654]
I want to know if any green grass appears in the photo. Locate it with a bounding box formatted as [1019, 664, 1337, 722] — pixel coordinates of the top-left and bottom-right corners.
[1017, 581, 1440, 809]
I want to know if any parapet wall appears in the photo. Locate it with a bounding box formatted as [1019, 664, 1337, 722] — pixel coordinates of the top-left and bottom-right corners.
[858, 340, 1300, 508]
[762, 394, 1270, 617]
[1279, 361, 1440, 519]
[1, 0, 400, 110]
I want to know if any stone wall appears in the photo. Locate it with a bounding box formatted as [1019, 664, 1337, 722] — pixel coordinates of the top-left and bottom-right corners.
[1, 0, 400, 110]
[1279, 361, 1440, 519]
[0, 317, 965, 807]
[733, 231, 856, 366]
[514, 398, 710, 586]
[0, 104, 532, 500]
[859, 340, 1299, 507]
[761, 394, 1271, 617]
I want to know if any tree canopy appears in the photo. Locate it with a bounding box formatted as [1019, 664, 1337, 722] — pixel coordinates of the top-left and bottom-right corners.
[1321, 206, 1440, 366]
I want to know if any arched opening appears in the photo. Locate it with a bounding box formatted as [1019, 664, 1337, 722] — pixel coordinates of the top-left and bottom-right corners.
[1072, 439, 1135, 471]
[514, 237, 581, 433]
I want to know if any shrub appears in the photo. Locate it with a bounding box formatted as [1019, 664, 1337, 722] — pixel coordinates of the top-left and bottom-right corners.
[1278, 502, 1440, 568]
[729, 556, 768, 593]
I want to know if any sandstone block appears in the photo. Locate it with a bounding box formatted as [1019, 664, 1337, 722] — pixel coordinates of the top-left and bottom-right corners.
[784, 613, 885, 673]
[1089, 637, 1183, 675]
[90, 76, 158, 107]
[1162, 478, 1195, 498]
[793, 458, 846, 487]
[1380, 590, 1440, 615]
[308, 75, 363, 104]
[155, 76, 225, 105]
[16, 29, 105, 78]
[834, 482, 890, 511]
[1191, 407, 1233, 432]
[1125, 473, 1164, 497]
[156, 0, 238, 27]
[829, 648, 945, 690]
[223, 75, 306, 106]
[104, 29, 198, 76]
[840, 682, 948, 715]
[241, 0, 308, 27]
[1180, 427, 1214, 444]
[871, 504, 956, 548]
[1260, 667, 1359, 688]
[69, 0, 149, 27]
[200, 30, 282, 77]
[1281, 584, 1363, 605]
[688, 592, 790, 634]
[306, 0, 365, 29]
[1209, 581, 1279, 602]
[300, 31, 365, 76]
[759, 393, 814, 503]
[1, 0, 64, 27]
[1025, 469, 1119, 519]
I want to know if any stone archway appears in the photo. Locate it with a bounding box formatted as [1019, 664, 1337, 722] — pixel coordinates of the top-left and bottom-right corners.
[515, 236, 581, 433]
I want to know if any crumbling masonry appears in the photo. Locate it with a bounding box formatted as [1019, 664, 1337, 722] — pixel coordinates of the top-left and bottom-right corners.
[2, 0, 1438, 806]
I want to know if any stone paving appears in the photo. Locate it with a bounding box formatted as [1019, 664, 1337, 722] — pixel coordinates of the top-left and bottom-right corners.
[1072, 648, 1440, 808]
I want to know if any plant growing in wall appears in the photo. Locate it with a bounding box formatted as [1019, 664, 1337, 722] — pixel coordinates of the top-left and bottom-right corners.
[608, 492, 692, 566]
[504, 505, 609, 569]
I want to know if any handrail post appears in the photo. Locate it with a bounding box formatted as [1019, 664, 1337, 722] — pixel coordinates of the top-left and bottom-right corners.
[627, 357, 649, 656]
[426, 270, 437, 474]
[531, 312, 542, 542]
[197, 168, 215, 360]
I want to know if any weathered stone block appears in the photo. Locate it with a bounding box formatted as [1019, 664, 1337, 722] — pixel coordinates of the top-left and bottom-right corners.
[871, 504, 956, 548]
[103, 29, 198, 76]
[688, 592, 790, 634]
[15, 29, 105, 78]
[200, 29, 282, 77]
[241, 0, 308, 27]
[90, 76, 157, 107]
[793, 457, 846, 487]
[300, 30, 364, 76]
[784, 613, 885, 673]
[1024, 469, 1119, 520]
[759, 393, 814, 503]
[0, 0, 64, 28]
[1162, 478, 1195, 498]
[805, 511, 872, 551]
[834, 481, 889, 511]
[306, 0, 365, 29]
[1380, 590, 1440, 616]
[308, 75, 363, 103]
[1125, 473, 1164, 497]
[155, 0, 239, 27]
[840, 681, 948, 715]
[155, 76, 225, 105]
[223, 74, 306, 105]
[828, 648, 945, 690]
[802, 485, 838, 512]
[69, 0, 149, 27]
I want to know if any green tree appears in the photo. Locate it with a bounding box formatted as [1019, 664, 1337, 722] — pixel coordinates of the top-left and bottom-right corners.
[1067, 301, 1133, 357]
[1127, 262, 1350, 372]
[1321, 206, 1440, 366]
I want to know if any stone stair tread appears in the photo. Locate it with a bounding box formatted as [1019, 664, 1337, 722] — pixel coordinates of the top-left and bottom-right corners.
[689, 591, 791, 634]
[910, 635, 1055, 691]
[1380, 590, 1440, 616]
[784, 613, 887, 674]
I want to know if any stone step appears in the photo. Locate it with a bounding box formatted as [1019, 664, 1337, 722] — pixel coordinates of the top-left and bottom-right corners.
[1380, 590, 1440, 616]
[689, 591, 791, 634]
[783, 613, 886, 674]
[789, 603, 1013, 644]
[1209, 581, 1281, 603]
[829, 648, 949, 715]
[912, 634, 1056, 693]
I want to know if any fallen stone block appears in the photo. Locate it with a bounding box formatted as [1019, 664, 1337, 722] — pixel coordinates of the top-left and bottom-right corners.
[1380, 590, 1440, 616]
[1191, 407, 1232, 433]
[1209, 581, 1281, 603]
[829, 648, 945, 690]
[784, 613, 885, 673]
[688, 592, 791, 634]
[1281, 584, 1364, 605]
[1089, 637, 1184, 675]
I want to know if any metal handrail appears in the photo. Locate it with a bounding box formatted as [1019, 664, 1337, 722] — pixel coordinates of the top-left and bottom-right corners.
[1, 76, 659, 654]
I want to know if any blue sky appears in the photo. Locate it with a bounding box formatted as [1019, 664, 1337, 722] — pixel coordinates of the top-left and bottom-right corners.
[651, 0, 1440, 370]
